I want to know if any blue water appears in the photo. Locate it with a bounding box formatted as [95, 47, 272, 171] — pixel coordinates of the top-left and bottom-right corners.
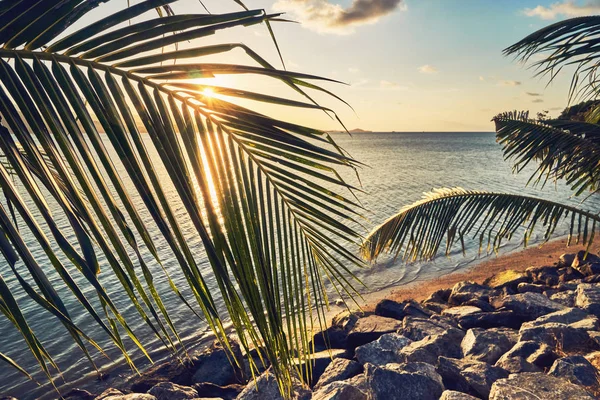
[1, 132, 596, 399]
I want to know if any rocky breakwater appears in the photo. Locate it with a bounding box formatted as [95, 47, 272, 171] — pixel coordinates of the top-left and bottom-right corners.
[51, 250, 600, 399]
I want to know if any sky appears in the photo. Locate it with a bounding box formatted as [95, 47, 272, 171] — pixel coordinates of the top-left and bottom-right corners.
[93, 0, 600, 132]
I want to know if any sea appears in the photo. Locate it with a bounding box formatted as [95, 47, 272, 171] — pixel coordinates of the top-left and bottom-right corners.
[1, 131, 597, 399]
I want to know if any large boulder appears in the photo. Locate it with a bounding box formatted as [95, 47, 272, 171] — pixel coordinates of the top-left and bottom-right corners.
[147, 382, 197, 400]
[191, 339, 244, 386]
[312, 381, 367, 400]
[448, 282, 495, 305]
[520, 307, 597, 330]
[548, 355, 599, 387]
[399, 329, 464, 364]
[129, 361, 192, 393]
[96, 389, 156, 400]
[460, 362, 509, 398]
[436, 357, 508, 397]
[516, 283, 546, 294]
[355, 333, 411, 366]
[312, 311, 361, 350]
[489, 372, 595, 399]
[484, 270, 530, 291]
[346, 315, 403, 349]
[461, 327, 517, 364]
[314, 358, 362, 390]
[63, 389, 95, 400]
[399, 316, 457, 341]
[493, 292, 565, 321]
[576, 283, 600, 317]
[441, 306, 482, 319]
[549, 290, 576, 307]
[527, 265, 560, 286]
[295, 349, 348, 387]
[457, 310, 523, 330]
[518, 322, 597, 353]
[365, 362, 444, 400]
[192, 382, 243, 400]
[236, 369, 311, 400]
[439, 391, 480, 400]
[494, 356, 541, 374]
[495, 341, 558, 369]
[375, 299, 432, 320]
[571, 250, 600, 269]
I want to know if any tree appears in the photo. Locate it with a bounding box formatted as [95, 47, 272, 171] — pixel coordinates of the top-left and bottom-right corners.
[362, 16, 600, 270]
[0, 0, 363, 396]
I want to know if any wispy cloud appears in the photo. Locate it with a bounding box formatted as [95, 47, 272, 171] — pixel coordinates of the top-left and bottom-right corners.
[549, 106, 564, 110]
[418, 64, 438, 74]
[379, 80, 409, 90]
[526, 92, 542, 96]
[532, 99, 545, 103]
[523, 1, 600, 20]
[273, 0, 406, 34]
[498, 80, 522, 87]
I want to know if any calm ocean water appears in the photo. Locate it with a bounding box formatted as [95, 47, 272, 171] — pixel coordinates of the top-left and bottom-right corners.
[2, 131, 597, 398]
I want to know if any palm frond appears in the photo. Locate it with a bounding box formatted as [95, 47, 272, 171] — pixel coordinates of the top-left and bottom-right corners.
[493, 111, 600, 196]
[361, 187, 599, 262]
[0, 0, 364, 395]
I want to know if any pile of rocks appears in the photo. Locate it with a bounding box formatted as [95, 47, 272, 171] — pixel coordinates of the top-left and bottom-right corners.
[60, 251, 600, 399]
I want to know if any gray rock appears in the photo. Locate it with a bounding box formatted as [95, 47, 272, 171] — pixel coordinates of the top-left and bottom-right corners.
[312, 381, 367, 400]
[518, 322, 596, 352]
[435, 356, 508, 397]
[520, 307, 598, 330]
[64, 389, 95, 400]
[375, 299, 432, 320]
[549, 290, 576, 307]
[457, 311, 523, 330]
[295, 349, 348, 387]
[147, 383, 198, 400]
[442, 306, 482, 319]
[439, 390, 480, 400]
[559, 253, 576, 267]
[516, 283, 546, 294]
[191, 340, 244, 386]
[461, 327, 517, 364]
[484, 270, 529, 291]
[400, 316, 457, 341]
[463, 298, 495, 312]
[460, 363, 509, 398]
[314, 358, 362, 390]
[355, 333, 411, 366]
[192, 383, 243, 400]
[343, 373, 368, 393]
[236, 369, 311, 400]
[493, 292, 565, 320]
[365, 362, 444, 400]
[489, 372, 594, 399]
[424, 288, 451, 304]
[576, 283, 600, 317]
[571, 250, 600, 269]
[96, 389, 157, 400]
[548, 355, 599, 387]
[436, 357, 479, 394]
[496, 341, 558, 369]
[346, 315, 404, 349]
[129, 360, 192, 393]
[400, 328, 464, 364]
[494, 356, 541, 374]
[449, 282, 494, 305]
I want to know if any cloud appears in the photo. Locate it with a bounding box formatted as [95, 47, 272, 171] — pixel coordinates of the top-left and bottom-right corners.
[418, 64, 438, 74]
[273, 0, 406, 34]
[523, 1, 600, 20]
[549, 106, 564, 110]
[532, 99, 545, 103]
[526, 92, 542, 96]
[498, 80, 522, 87]
[379, 80, 408, 90]
[479, 76, 485, 81]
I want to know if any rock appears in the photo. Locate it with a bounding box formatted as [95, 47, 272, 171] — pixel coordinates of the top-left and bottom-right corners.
[399, 328, 464, 364]
[571, 250, 600, 269]
[548, 355, 599, 387]
[439, 391, 480, 400]
[421, 301, 447, 314]
[64, 389, 95, 400]
[461, 327, 517, 364]
[424, 288, 451, 304]
[436, 357, 478, 393]
[558, 266, 584, 283]
[577, 263, 600, 277]
[312, 311, 362, 351]
[191, 340, 244, 386]
[489, 372, 594, 399]
[484, 270, 530, 291]
[375, 299, 432, 320]
[516, 283, 546, 294]
[365, 362, 444, 400]
[520, 307, 598, 330]
[355, 333, 411, 366]
[346, 315, 403, 349]
[343, 373, 369, 393]
[96, 389, 125, 399]
[295, 349, 348, 387]
[457, 310, 523, 330]
[494, 356, 541, 373]
[147, 382, 197, 400]
[312, 381, 367, 400]
[576, 283, 600, 317]
[519, 322, 597, 352]
[559, 253, 576, 267]
[585, 351, 600, 372]
[496, 341, 558, 369]
[460, 362, 509, 398]
[449, 282, 494, 305]
[549, 290, 576, 307]
[129, 360, 192, 393]
[493, 292, 565, 320]
[192, 383, 243, 400]
[442, 306, 482, 319]
[236, 369, 311, 400]
[314, 358, 362, 390]
[96, 388, 157, 400]
[583, 274, 600, 283]
[400, 316, 457, 341]
[527, 265, 560, 286]
[463, 298, 495, 312]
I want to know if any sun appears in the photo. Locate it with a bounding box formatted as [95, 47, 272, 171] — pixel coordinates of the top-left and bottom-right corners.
[202, 87, 215, 98]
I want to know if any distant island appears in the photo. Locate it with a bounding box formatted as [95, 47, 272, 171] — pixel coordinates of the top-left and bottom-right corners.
[327, 128, 373, 133]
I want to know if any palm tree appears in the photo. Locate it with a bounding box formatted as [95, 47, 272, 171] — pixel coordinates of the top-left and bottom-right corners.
[0, 0, 364, 396]
[362, 17, 600, 268]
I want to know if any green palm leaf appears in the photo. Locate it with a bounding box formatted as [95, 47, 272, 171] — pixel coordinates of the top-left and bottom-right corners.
[361, 187, 599, 262]
[0, 0, 363, 396]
